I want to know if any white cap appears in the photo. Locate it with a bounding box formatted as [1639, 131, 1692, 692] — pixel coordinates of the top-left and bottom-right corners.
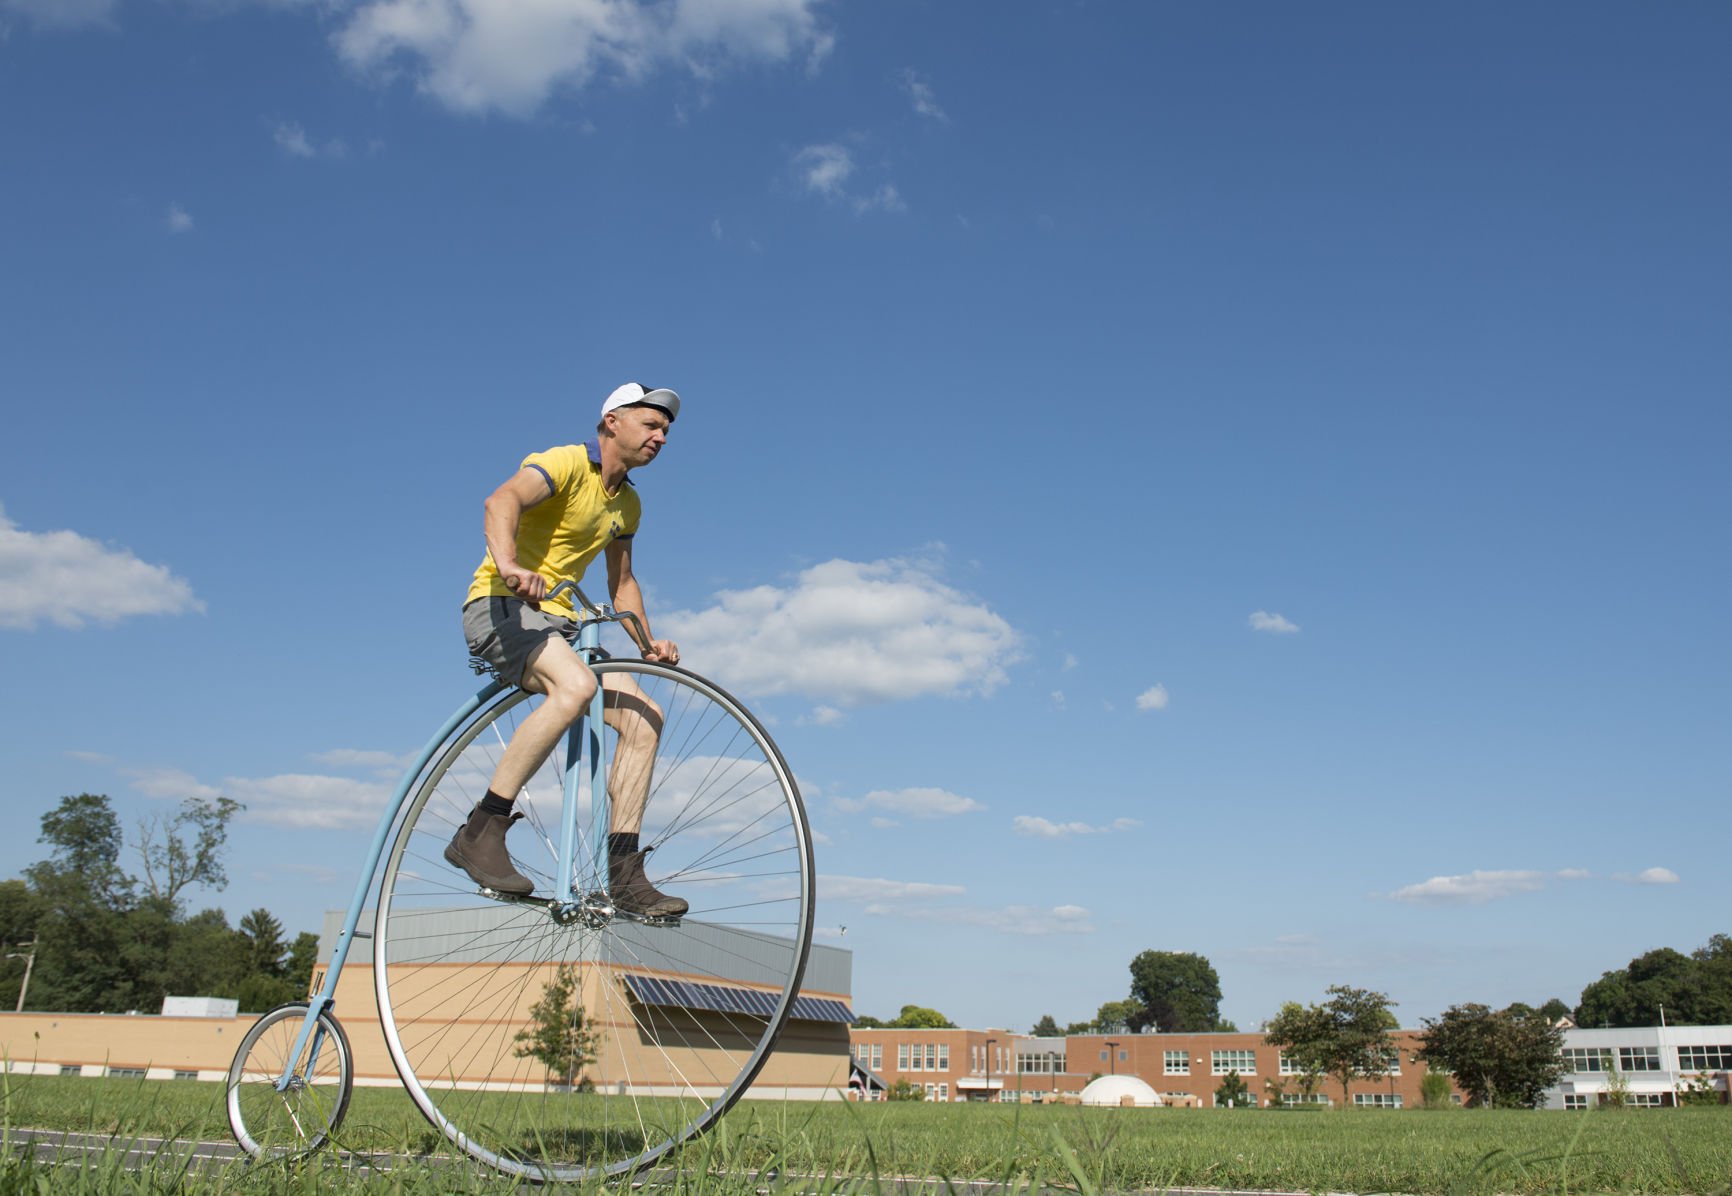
[601, 382, 681, 420]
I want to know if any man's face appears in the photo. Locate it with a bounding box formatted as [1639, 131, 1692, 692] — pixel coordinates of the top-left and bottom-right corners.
[610, 405, 672, 467]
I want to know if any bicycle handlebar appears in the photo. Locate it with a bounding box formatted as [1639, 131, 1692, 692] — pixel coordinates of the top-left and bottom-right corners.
[545, 579, 654, 657]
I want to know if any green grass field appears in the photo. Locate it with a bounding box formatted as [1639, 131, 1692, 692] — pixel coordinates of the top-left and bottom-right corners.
[3, 1075, 1730, 1194]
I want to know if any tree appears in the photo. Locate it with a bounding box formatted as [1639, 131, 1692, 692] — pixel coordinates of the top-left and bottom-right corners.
[886, 1079, 925, 1101]
[888, 1004, 954, 1028]
[23, 795, 134, 1011]
[1262, 985, 1397, 1106]
[1127, 950, 1221, 1032]
[513, 966, 600, 1087]
[1419, 1071, 1454, 1109]
[853, 1014, 887, 1028]
[1030, 1014, 1061, 1037]
[134, 797, 243, 908]
[1418, 1003, 1565, 1108]
[1061, 1020, 1094, 1036]
[16, 793, 307, 1014]
[1537, 998, 1571, 1022]
[1092, 999, 1143, 1034]
[1214, 1070, 1251, 1108]
[0, 879, 42, 1010]
[1576, 937, 1732, 1027]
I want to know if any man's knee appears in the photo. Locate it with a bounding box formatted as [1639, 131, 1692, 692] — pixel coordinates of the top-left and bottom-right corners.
[524, 641, 596, 721]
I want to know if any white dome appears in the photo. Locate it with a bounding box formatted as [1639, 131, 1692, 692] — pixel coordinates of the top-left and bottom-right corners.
[1079, 1075, 1163, 1107]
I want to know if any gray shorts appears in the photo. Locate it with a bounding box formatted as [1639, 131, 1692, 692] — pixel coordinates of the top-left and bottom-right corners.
[463, 596, 578, 686]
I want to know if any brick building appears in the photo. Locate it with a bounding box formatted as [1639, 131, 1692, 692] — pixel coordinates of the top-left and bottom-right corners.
[849, 1026, 1449, 1107]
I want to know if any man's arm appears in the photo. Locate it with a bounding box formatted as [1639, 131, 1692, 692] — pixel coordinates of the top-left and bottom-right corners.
[606, 538, 680, 664]
[484, 468, 555, 602]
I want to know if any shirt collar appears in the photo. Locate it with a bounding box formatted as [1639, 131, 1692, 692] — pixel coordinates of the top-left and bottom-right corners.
[583, 439, 634, 487]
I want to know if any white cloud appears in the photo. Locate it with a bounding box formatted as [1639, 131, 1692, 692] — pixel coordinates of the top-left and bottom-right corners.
[0, 507, 203, 630]
[274, 121, 317, 158]
[834, 787, 984, 819]
[273, 121, 347, 159]
[336, 0, 831, 118]
[1061, 653, 1078, 671]
[820, 874, 965, 902]
[1012, 815, 1140, 839]
[1135, 684, 1169, 711]
[1390, 866, 1676, 904]
[791, 144, 904, 216]
[853, 182, 905, 214]
[799, 705, 844, 727]
[1249, 610, 1299, 634]
[793, 143, 853, 198]
[0, 0, 118, 29]
[874, 902, 1094, 937]
[1049, 690, 1065, 709]
[129, 764, 392, 829]
[898, 68, 945, 121]
[167, 203, 194, 233]
[1391, 870, 1548, 904]
[662, 555, 1020, 705]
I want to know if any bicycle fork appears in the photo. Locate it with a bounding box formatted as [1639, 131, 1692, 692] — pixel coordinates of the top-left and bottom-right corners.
[556, 615, 611, 908]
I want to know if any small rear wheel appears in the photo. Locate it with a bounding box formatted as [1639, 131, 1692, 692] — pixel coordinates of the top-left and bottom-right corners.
[226, 1001, 353, 1160]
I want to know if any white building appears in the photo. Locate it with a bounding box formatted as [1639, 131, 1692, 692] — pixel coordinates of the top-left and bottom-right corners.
[1548, 1024, 1732, 1109]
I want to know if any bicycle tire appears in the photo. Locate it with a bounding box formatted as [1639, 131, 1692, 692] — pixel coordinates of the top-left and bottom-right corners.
[226, 1001, 353, 1160]
[373, 660, 814, 1182]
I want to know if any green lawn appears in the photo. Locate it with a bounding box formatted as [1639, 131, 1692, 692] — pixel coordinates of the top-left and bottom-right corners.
[4, 1075, 1730, 1194]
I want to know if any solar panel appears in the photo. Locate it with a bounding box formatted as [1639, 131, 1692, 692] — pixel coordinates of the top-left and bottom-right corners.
[622, 974, 854, 1023]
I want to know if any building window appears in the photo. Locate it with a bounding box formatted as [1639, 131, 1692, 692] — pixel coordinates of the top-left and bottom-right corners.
[1381, 1050, 1401, 1075]
[938, 1083, 949, 1101]
[1624, 1093, 1666, 1107]
[1281, 1093, 1330, 1106]
[1118, 1050, 1128, 1062]
[1211, 1050, 1256, 1075]
[108, 1067, 146, 1079]
[1099, 1049, 1109, 1062]
[1618, 1047, 1661, 1072]
[1677, 1045, 1732, 1071]
[1278, 1053, 1310, 1076]
[173, 1070, 198, 1081]
[938, 1044, 949, 1070]
[1562, 1048, 1612, 1073]
[872, 1044, 883, 1070]
[1164, 1050, 1189, 1076]
[926, 1044, 937, 1071]
[898, 1044, 908, 1071]
[924, 1082, 935, 1099]
[1564, 1094, 1589, 1110]
[971, 1045, 981, 1072]
[59, 1065, 80, 1077]
[1353, 1093, 1402, 1108]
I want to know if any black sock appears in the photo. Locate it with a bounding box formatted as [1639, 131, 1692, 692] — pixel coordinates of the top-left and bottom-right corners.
[608, 831, 640, 857]
[479, 791, 513, 817]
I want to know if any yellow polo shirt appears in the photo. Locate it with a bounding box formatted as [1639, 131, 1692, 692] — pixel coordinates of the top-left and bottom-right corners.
[466, 441, 641, 620]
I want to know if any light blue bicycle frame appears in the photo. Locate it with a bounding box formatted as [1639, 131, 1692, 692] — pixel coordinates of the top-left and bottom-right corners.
[272, 583, 622, 1095]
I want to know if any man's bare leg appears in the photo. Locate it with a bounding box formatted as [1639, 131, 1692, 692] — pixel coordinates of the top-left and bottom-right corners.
[601, 673, 683, 917]
[446, 637, 597, 896]
[488, 638, 598, 800]
[602, 672, 663, 835]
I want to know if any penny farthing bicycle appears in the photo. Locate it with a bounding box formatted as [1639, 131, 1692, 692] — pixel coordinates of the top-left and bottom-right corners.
[224, 581, 815, 1181]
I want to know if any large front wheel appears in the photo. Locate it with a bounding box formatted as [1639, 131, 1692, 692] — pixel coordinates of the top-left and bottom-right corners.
[373, 661, 814, 1182]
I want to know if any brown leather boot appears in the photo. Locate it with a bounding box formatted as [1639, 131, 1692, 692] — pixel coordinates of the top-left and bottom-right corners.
[444, 805, 534, 896]
[609, 848, 688, 918]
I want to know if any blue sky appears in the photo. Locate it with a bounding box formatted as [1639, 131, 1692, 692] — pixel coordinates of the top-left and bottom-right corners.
[2, 0, 1727, 1033]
